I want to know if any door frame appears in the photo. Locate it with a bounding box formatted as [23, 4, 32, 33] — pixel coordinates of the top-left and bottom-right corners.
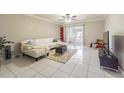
[65, 24, 85, 46]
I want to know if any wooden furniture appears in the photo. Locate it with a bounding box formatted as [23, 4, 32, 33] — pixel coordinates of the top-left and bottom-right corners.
[96, 43, 104, 48]
[90, 39, 104, 48]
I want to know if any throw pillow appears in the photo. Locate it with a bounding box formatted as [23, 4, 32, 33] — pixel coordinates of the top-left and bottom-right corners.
[26, 40, 37, 46]
[53, 39, 58, 42]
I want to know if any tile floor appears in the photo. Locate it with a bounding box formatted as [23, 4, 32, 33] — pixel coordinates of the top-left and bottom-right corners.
[0, 46, 123, 78]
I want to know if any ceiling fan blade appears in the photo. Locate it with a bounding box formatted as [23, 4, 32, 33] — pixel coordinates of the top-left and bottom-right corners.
[72, 15, 77, 18]
[59, 14, 77, 22]
[66, 14, 70, 16]
[61, 16, 65, 18]
[66, 14, 70, 19]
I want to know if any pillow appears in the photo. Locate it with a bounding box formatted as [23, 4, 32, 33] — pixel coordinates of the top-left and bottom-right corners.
[23, 45, 34, 50]
[21, 39, 33, 44]
[53, 39, 58, 42]
[26, 40, 37, 46]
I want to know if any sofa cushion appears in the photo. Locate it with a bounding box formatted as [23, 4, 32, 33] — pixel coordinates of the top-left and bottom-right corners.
[23, 45, 34, 50]
[35, 38, 53, 44]
[21, 39, 33, 44]
[26, 40, 37, 46]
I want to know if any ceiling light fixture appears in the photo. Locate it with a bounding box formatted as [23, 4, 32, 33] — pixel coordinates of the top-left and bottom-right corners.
[61, 14, 77, 23]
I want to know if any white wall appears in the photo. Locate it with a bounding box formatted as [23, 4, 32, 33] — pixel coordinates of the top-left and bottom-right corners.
[104, 14, 124, 71]
[63, 21, 104, 45]
[0, 14, 59, 54]
[84, 21, 104, 45]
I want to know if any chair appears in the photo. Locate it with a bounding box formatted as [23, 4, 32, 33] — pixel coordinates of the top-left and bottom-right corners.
[90, 39, 104, 48]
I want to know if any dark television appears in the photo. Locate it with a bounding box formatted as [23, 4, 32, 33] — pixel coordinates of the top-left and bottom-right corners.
[103, 31, 110, 55]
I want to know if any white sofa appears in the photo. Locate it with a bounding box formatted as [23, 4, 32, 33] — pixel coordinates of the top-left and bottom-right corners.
[21, 38, 66, 61]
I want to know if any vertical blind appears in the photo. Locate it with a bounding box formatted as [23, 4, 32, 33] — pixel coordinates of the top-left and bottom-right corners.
[65, 25, 84, 46]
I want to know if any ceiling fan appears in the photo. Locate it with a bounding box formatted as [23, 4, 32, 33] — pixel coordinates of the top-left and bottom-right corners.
[59, 14, 77, 22]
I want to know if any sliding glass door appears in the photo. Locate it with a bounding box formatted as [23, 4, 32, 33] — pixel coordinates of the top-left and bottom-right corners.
[65, 25, 84, 47]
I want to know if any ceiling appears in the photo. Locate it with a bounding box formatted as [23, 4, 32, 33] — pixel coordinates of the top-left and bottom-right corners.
[32, 14, 105, 24]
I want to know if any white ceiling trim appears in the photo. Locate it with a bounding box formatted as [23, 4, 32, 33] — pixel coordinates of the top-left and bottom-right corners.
[61, 17, 104, 25]
[25, 14, 56, 24]
[83, 17, 104, 22]
[25, 14, 104, 25]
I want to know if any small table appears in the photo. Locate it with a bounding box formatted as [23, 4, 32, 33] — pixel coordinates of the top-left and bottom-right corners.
[90, 42, 104, 48]
[55, 45, 67, 55]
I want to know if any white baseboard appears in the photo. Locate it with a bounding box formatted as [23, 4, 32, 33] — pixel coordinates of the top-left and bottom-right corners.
[84, 43, 90, 47]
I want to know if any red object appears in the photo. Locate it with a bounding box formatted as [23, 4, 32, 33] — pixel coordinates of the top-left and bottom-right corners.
[60, 26, 64, 41]
[96, 43, 104, 48]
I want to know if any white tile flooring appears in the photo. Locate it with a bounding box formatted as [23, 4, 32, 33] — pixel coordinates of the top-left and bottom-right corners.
[0, 46, 123, 78]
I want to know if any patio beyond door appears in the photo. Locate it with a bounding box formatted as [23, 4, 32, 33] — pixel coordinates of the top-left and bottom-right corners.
[66, 25, 84, 46]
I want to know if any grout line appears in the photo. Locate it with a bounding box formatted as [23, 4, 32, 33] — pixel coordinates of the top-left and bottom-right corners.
[86, 52, 92, 78]
[34, 65, 59, 78]
[47, 69, 58, 78]
[29, 65, 48, 73]
[39, 73, 49, 78]
[31, 72, 47, 78]
[67, 59, 80, 77]
[40, 66, 58, 78]
[5, 65, 17, 78]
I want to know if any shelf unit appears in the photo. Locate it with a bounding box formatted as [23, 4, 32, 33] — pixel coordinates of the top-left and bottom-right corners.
[60, 26, 64, 41]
